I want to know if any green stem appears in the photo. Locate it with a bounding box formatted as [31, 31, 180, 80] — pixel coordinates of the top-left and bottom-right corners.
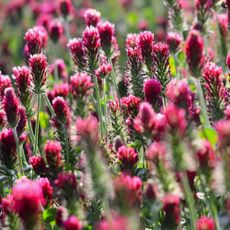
[34, 94, 41, 155]
[43, 93, 55, 117]
[200, 175, 221, 230]
[93, 75, 104, 137]
[196, 78, 211, 128]
[181, 173, 197, 230]
[13, 128, 24, 176]
[27, 117, 35, 144]
[109, 59, 121, 106]
[103, 79, 108, 137]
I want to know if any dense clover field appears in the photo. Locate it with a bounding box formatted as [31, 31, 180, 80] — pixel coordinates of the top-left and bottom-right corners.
[0, 0, 230, 229]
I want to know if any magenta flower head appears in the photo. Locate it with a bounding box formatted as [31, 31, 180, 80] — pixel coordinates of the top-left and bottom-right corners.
[121, 95, 141, 117]
[48, 19, 64, 43]
[152, 42, 170, 87]
[58, 0, 72, 18]
[144, 79, 162, 104]
[11, 178, 45, 228]
[76, 116, 99, 145]
[0, 110, 5, 128]
[0, 128, 17, 169]
[133, 102, 156, 134]
[215, 119, 230, 148]
[16, 106, 26, 137]
[146, 141, 166, 163]
[153, 42, 170, 61]
[196, 141, 216, 181]
[196, 216, 215, 230]
[227, 0, 230, 29]
[48, 83, 69, 102]
[185, 30, 204, 77]
[138, 31, 154, 70]
[52, 96, 70, 128]
[50, 59, 68, 81]
[0, 73, 12, 99]
[162, 194, 181, 228]
[95, 63, 112, 79]
[13, 66, 32, 108]
[70, 72, 94, 99]
[117, 146, 138, 171]
[226, 53, 230, 70]
[55, 172, 77, 200]
[37, 178, 53, 203]
[67, 38, 86, 71]
[24, 27, 46, 55]
[96, 215, 128, 230]
[97, 21, 115, 56]
[29, 53, 47, 92]
[203, 62, 226, 98]
[83, 26, 101, 70]
[63, 216, 82, 230]
[3, 87, 19, 127]
[166, 79, 196, 118]
[44, 140, 62, 172]
[29, 155, 47, 177]
[84, 8, 101, 27]
[114, 174, 142, 207]
[166, 32, 182, 53]
[225, 104, 230, 119]
[164, 103, 187, 136]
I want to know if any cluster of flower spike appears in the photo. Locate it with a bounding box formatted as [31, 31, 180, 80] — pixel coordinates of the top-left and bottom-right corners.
[0, 0, 230, 230]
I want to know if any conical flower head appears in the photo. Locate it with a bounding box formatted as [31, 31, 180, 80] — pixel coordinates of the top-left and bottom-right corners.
[29, 54, 47, 92]
[3, 87, 19, 127]
[185, 30, 204, 76]
[0, 128, 17, 169]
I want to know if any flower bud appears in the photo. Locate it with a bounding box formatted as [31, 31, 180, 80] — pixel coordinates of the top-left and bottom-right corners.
[29, 54, 47, 92]
[37, 178, 53, 203]
[0, 73, 11, 99]
[166, 32, 182, 53]
[49, 19, 64, 43]
[0, 128, 17, 169]
[117, 146, 138, 171]
[44, 140, 62, 172]
[63, 216, 82, 230]
[138, 31, 154, 68]
[164, 103, 187, 136]
[97, 21, 114, 56]
[76, 116, 99, 145]
[13, 66, 32, 107]
[52, 97, 70, 128]
[162, 194, 181, 228]
[67, 38, 86, 71]
[185, 30, 204, 76]
[58, 0, 72, 18]
[11, 178, 45, 228]
[84, 9, 101, 27]
[29, 155, 47, 177]
[196, 216, 215, 230]
[24, 27, 47, 55]
[55, 172, 77, 200]
[144, 79, 162, 104]
[3, 87, 19, 127]
[70, 72, 94, 99]
[16, 106, 27, 136]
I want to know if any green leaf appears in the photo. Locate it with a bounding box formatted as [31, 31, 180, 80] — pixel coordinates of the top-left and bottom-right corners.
[199, 128, 218, 147]
[169, 56, 176, 77]
[42, 207, 57, 222]
[39, 112, 49, 129]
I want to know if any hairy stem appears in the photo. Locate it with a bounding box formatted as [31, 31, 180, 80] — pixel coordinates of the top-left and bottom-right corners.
[34, 93, 41, 155]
